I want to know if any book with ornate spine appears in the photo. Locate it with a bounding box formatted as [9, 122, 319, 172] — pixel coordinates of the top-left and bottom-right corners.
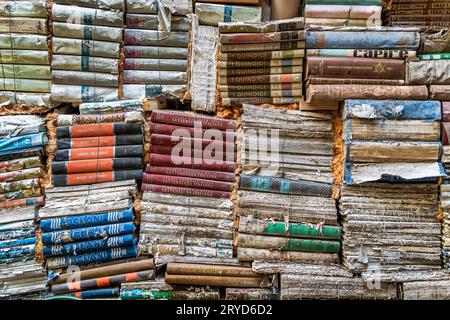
[141, 184, 231, 199]
[57, 135, 143, 150]
[221, 41, 305, 52]
[55, 146, 143, 161]
[52, 170, 143, 187]
[219, 49, 304, 61]
[306, 48, 416, 59]
[220, 31, 306, 44]
[57, 123, 142, 139]
[145, 165, 236, 182]
[219, 58, 303, 69]
[149, 154, 237, 172]
[220, 82, 302, 92]
[307, 77, 405, 85]
[52, 158, 143, 174]
[222, 97, 303, 107]
[143, 173, 234, 192]
[220, 89, 303, 98]
[218, 17, 304, 33]
[151, 110, 238, 130]
[219, 73, 302, 85]
[219, 65, 303, 76]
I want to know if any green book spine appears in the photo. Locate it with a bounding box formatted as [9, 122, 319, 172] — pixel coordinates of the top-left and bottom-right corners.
[279, 238, 341, 253]
[419, 53, 450, 60]
[264, 221, 341, 239]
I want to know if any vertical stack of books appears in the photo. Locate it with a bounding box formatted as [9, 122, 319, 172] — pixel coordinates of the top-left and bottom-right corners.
[0, 0, 52, 113]
[50, 0, 124, 103]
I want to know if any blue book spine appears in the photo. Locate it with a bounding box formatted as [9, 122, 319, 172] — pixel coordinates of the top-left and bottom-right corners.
[306, 31, 420, 49]
[41, 222, 136, 245]
[0, 244, 34, 261]
[0, 237, 36, 249]
[0, 229, 35, 241]
[40, 207, 134, 232]
[42, 234, 136, 257]
[0, 132, 48, 153]
[48, 245, 137, 268]
[344, 100, 441, 121]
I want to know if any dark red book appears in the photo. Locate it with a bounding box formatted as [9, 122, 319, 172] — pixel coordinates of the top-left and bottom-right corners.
[150, 134, 236, 151]
[150, 110, 238, 130]
[150, 144, 236, 162]
[149, 122, 236, 140]
[149, 154, 237, 172]
[143, 173, 234, 191]
[145, 165, 236, 182]
[141, 183, 231, 198]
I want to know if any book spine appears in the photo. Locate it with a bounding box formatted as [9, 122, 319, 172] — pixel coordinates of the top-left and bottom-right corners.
[45, 246, 138, 269]
[55, 146, 143, 161]
[57, 135, 143, 149]
[125, 14, 191, 32]
[123, 70, 187, 85]
[391, 8, 450, 14]
[0, 196, 44, 209]
[52, 158, 143, 174]
[149, 154, 237, 172]
[56, 123, 142, 138]
[150, 145, 236, 161]
[219, 49, 305, 61]
[149, 122, 236, 141]
[0, 178, 40, 193]
[0, 167, 41, 182]
[143, 173, 233, 191]
[307, 77, 405, 85]
[239, 175, 332, 197]
[0, 156, 41, 172]
[442, 122, 450, 145]
[306, 49, 416, 59]
[220, 89, 303, 98]
[124, 29, 189, 47]
[43, 234, 136, 257]
[0, 133, 47, 152]
[219, 73, 302, 85]
[220, 82, 302, 92]
[150, 134, 236, 150]
[145, 165, 236, 182]
[307, 84, 429, 102]
[219, 65, 303, 76]
[393, 1, 450, 9]
[0, 189, 42, 202]
[41, 222, 136, 245]
[51, 270, 153, 293]
[307, 57, 405, 80]
[65, 288, 120, 299]
[141, 183, 231, 199]
[443, 101, 450, 121]
[419, 53, 450, 60]
[218, 18, 304, 33]
[40, 208, 134, 232]
[124, 58, 187, 72]
[124, 45, 188, 60]
[307, 0, 381, 4]
[222, 97, 303, 107]
[306, 31, 420, 49]
[56, 113, 128, 126]
[150, 110, 237, 130]
[220, 31, 306, 44]
[218, 58, 303, 68]
[305, 4, 381, 19]
[220, 41, 306, 53]
[51, 170, 142, 186]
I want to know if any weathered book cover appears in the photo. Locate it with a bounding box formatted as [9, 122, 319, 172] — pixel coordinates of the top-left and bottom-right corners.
[407, 60, 450, 84]
[222, 97, 303, 106]
[219, 65, 303, 76]
[149, 154, 237, 172]
[52, 22, 123, 42]
[307, 56, 405, 79]
[124, 30, 189, 47]
[56, 123, 142, 139]
[220, 41, 305, 52]
[52, 38, 120, 59]
[151, 110, 237, 130]
[196, 3, 262, 27]
[219, 73, 302, 85]
[219, 58, 303, 68]
[52, 4, 123, 27]
[308, 77, 404, 85]
[125, 58, 187, 71]
[123, 70, 186, 85]
[305, 4, 381, 19]
[124, 45, 188, 60]
[126, 14, 191, 32]
[220, 31, 306, 44]
[220, 89, 303, 98]
[141, 183, 231, 198]
[219, 17, 304, 33]
[143, 173, 234, 191]
[220, 82, 302, 92]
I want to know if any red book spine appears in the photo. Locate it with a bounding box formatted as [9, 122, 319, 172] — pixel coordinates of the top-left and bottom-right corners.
[149, 122, 236, 140]
[143, 173, 234, 191]
[145, 165, 236, 182]
[149, 154, 237, 172]
[442, 101, 450, 122]
[150, 145, 236, 161]
[442, 122, 450, 145]
[150, 110, 238, 130]
[150, 134, 236, 151]
[141, 183, 231, 198]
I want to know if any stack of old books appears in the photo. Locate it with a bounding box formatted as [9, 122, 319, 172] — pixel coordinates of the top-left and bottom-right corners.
[0, 115, 47, 298]
[49, 113, 144, 187]
[252, 261, 398, 299]
[139, 110, 238, 264]
[440, 101, 450, 272]
[304, 0, 382, 27]
[237, 175, 339, 263]
[0, 0, 52, 113]
[50, 0, 123, 103]
[195, 1, 262, 27]
[123, 0, 191, 100]
[383, 0, 450, 27]
[36, 179, 152, 299]
[340, 99, 444, 282]
[217, 18, 305, 116]
[305, 26, 428, 103]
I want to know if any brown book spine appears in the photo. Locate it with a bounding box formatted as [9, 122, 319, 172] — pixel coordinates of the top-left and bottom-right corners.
[149, 122, 236, 141]
[307, 57, 405, 80]
[443, 101, 450, 122]
[220, 41, 305, 53]
[307, 77, 405, 85]
[220, 89, 303, 98]
[220, 31, 306, 44]
[150, 110, 237, 130]
[150, 145, 236, 161]
[220, 83, 302, 92]
[219, 49, 305, 61]
[218, 58, 303, 69]
[150, 134, 236, 150]
[221, 97, 303, 107]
